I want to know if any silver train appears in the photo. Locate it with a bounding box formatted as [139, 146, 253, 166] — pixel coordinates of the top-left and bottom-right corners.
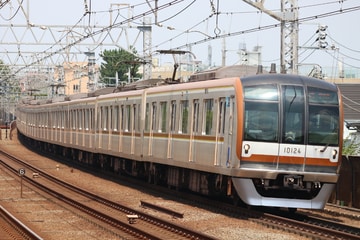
[16, 66, 343, 209]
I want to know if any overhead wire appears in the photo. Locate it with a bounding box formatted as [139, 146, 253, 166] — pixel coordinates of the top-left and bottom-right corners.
[0, 0, 23, 21]
[157, 0, 196, 24]
[91, 0, 197, 55]
[0, 0, 11, 10]
[158, 4, 360, 54]
[7, 0, 360, 79]
[324, 51, 360, 69]
[327, 30, 360, 55]
[342, 101, 360, 113]
[11, 0, 186, 77]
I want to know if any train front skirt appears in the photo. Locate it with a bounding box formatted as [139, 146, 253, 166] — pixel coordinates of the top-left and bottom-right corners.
[231, 178, 335, 209]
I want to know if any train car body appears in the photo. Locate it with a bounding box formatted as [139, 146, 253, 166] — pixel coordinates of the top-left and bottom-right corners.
[16, 71, 343, 209]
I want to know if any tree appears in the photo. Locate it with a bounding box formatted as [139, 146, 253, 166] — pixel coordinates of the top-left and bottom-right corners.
[0, 59, 20, 124]
[343, 135, 360, 156]
[99, 47, 142, 85]
[0, 60, 11, 86]
[0, 59, 20, 96]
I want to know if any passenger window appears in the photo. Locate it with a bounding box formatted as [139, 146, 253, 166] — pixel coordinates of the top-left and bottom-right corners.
[64, 111, 67, 129]
[137, 104, 141, 131]
[159, 101, 167, 132]
[145, 103, 150, 131]
[90, 109, 94, 130]
[151, 102, 157, 131]
[72, 110, 77, 130]
[85, 109, 89, 130]
[203, 99, 213, 135]
[109, 106, 113, 131]
[193, 100, 200, 133]
[79, 110, 83, 130]
[126, 105, 131, 132]
[179, 100, 189, 134]
[103, 106, 108, 130]
[170, 101, 176, 132]
[113, 106, 119, 131]
[218, 98, 227, 134]
[120, 105, 124, 131]
[132, 104, 137, 131]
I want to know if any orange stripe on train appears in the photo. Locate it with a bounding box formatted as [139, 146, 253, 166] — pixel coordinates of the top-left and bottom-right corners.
[242, 154, 338, 167]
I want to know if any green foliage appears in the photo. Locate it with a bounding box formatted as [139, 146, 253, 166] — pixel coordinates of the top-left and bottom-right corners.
[99, 47, 142, 85]
[0, 59, 20, 96]
[0, 60, 12, 85]
[342, 136, 360, 156]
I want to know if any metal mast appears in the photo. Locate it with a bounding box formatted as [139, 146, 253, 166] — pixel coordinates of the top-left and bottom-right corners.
[243, 0, 299, 74]
[0, 1, 152, 78]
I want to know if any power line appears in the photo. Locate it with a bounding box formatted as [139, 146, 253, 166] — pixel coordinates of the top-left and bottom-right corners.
[10, 0, 185, 77]
[0, 0, 23, 21]
[327, 30, 360, 54]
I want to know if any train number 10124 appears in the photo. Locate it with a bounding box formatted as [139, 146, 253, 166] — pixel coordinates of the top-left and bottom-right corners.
[283, 147, 301, 154]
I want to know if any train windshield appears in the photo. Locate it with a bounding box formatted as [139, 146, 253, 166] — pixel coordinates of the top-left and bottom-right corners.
[243, 84, 339, 145]
[243, 85, 279, 142]
[308, 87, 339, 146]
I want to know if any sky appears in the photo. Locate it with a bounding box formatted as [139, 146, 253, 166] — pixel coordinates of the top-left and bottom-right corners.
[1, 0, 360, 78]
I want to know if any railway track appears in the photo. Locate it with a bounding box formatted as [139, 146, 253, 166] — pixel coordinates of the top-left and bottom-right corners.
[260, 209, 360, 240]
[191, 194, 360, 240]
[0, 149, 217, 240]
[0, 205, 43, 240]
[1, 141, 360, 239]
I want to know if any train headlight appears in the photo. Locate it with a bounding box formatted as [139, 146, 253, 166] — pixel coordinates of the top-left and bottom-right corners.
[244, 144, 250, 154]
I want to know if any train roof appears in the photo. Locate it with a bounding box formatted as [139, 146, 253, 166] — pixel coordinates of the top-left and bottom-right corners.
[240, 73, 339, 91]
[19, 65, 339, 107]
[189, 65, 261, 81]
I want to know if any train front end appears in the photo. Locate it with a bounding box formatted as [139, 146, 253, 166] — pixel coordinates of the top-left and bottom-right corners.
[232, 74, 343, 209]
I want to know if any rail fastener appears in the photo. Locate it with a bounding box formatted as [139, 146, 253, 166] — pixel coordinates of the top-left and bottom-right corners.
[126, 214, 138, 224]
[32, 173, 39, 178]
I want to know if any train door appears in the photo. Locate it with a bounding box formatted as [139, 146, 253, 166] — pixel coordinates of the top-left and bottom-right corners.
[97, 106, 102, 148]
[167, 100, 176, 159]
[46, 111, 49, 140]
[118, 105, 124, 152]
[59, 110, 62, 142]
[60, 109, 63, 142]
[89, 108, 94, 148]
[148, 102, 157, 156]
[280, 85, 306, 171]
[130, 104, 136, 155]
[64, 106, 68, 145]
[189, 99, 200, 162]
[216, 97, 233, 166]
[107, 106, 112, 150]
[79, 109, 84, 147]
[54, 110, 57, 141]
[84, 108, 90, 148]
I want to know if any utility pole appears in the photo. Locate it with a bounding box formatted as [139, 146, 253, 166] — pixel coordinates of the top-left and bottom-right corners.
[243, 0, 299, 74]
[1, 2, 152, 82]
[137, 17, 152, 80]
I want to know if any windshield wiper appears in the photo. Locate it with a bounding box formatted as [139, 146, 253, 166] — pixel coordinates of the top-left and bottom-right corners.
[320, 143, 329, 152]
